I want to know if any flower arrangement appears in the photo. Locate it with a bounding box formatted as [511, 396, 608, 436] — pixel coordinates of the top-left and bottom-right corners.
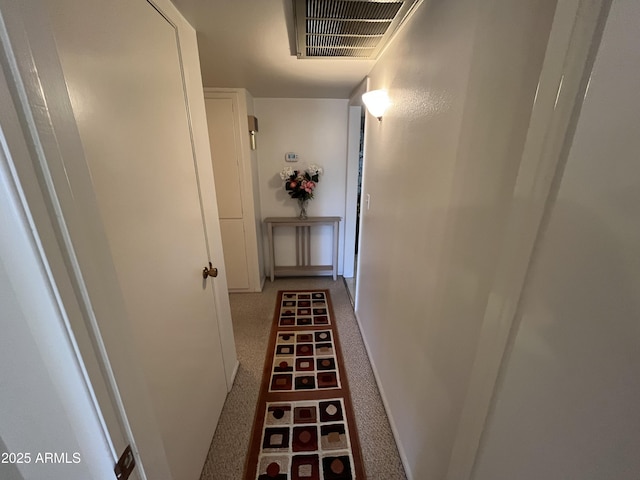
[279, 164, 323, 219]
[279, 164, 323, 201]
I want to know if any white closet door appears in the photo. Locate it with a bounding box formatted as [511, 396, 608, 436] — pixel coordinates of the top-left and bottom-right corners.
[50, 1, 228, 478]
[205, 97, 244, 218]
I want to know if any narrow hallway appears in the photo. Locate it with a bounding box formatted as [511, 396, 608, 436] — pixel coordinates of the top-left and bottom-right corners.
[200, 278, 406, 479]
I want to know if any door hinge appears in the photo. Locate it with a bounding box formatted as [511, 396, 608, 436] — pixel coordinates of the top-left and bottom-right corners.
[114, 445, 135, 480]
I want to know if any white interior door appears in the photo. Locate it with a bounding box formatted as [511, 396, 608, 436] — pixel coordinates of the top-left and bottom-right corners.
[205, 97, 244, 219]
[205, 97, 252, 289]
[49, 1, 228, 479]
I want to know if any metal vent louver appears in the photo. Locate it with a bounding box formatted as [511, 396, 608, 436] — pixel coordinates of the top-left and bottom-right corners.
[293, 0, 419, 59]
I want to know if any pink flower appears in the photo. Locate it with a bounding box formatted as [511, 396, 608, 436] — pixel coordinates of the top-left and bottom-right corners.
[289, 181, 297, 188]
[304, 181, 315, 193]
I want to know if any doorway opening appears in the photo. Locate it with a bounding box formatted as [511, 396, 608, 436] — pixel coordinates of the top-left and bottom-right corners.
[344, 110, 365, 304]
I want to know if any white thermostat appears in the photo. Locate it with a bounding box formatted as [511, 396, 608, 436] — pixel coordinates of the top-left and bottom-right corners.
[285, 152, 299, 162]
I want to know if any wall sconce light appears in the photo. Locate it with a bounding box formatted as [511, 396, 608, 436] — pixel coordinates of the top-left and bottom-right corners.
[248, 115, 259, 150]
[362, 89, 390, 121]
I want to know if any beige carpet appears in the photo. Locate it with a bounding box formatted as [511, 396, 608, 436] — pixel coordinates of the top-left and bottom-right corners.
[199, 277, 407, 480]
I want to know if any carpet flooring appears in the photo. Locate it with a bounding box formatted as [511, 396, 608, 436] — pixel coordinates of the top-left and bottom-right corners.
[199, 278, 407, 480]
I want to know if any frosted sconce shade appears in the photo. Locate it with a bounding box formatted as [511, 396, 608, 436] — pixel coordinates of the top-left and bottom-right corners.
[362, 89, 390, 120]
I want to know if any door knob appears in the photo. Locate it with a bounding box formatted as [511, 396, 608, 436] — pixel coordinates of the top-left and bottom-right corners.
[202, 262, 218, 279]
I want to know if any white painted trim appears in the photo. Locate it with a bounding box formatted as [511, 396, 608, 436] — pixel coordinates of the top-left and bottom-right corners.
[0, 0, 236, 478]
[446, 1, 612, 479]
[0, 1, 144, 474]
[353, 77, 371, 313]
[348, 77, 367, 106]
[353, 311, 414, 480]
[0, 112, 115, 455]
[342, 106, 363, 279]
[229, 361, 241, 391]
[0, 111, 116, 479]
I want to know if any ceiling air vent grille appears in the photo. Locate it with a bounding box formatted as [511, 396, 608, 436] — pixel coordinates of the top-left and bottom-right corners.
[294, 0, 419, 59]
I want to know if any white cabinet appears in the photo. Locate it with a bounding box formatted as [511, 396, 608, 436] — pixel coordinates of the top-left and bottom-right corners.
[205, 89, 264, 292]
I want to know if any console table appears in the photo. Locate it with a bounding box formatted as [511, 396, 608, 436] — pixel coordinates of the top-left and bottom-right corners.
[264, 216, 341, 281]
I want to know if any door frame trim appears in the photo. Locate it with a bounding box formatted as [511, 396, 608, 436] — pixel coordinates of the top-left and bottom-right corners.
[445, 0, 612, 478]
[0, 1, 154, 477]
[0, 0, 235, 477]
[343, 77, 369, 304]
[343, 105, 363, 281]
[0, 1, 239, 475]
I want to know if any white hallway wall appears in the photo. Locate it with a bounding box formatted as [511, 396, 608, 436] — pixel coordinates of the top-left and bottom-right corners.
[356, 0, 557, 478]
[473, 0, 640, 477]
[254, 98, 348, 274]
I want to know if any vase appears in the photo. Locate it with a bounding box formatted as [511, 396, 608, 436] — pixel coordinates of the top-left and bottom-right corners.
[298, 198, 309, 220]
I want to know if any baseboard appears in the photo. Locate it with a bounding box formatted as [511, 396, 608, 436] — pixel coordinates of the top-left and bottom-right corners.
[228, 276, 266, 294]
[342, 277, 355, 307]
[228, 288, 248, 293]
[228, 360, 240, 392]
[353, 310, 414, 480]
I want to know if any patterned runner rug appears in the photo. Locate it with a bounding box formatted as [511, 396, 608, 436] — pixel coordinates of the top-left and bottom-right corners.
[244, 290, 365, 480]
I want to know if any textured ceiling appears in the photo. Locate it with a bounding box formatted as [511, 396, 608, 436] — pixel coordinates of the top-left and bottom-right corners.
[170, 0, 376, 98]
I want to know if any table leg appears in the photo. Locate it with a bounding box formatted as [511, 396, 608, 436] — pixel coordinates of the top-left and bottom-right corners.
[332, 220, 339, 280]
[304, 226, 311, 266]
[268, 222, 274, 281]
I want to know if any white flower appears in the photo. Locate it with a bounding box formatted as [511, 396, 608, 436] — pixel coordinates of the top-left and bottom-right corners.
[279, 166, 294, 180]
[308, 164, 324, 176]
